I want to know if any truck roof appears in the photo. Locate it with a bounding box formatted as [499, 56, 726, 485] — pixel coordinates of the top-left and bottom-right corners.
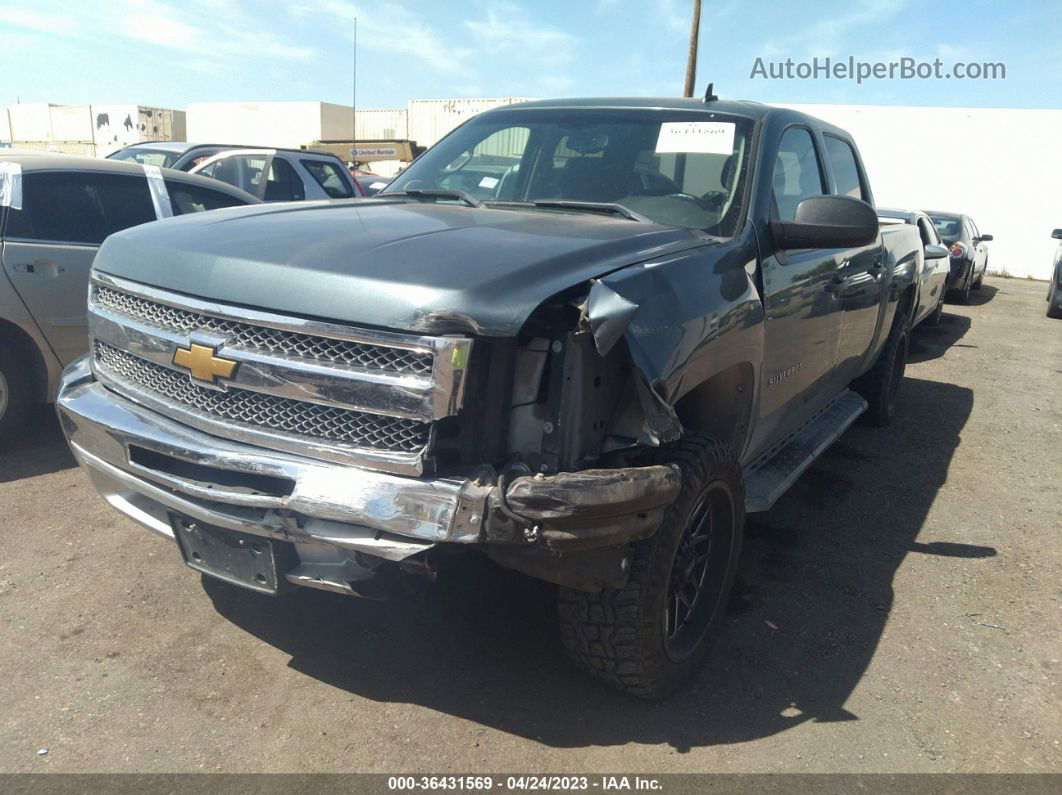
[501, 96, 773, 118]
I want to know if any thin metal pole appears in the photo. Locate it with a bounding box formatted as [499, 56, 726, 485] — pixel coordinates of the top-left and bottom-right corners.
[683, 0, 702, 97]
[352, 17, 357, 145]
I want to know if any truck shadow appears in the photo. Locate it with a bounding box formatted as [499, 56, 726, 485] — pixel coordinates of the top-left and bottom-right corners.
[204, 376, 984, 750]
[908, 313, 971, 363]
[0, 406, 77, 484]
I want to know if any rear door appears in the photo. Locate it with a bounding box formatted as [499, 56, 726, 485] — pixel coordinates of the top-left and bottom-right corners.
[756, 126, 845, 449]
[1, 170, 156, 365]
[821, 134, 886, 384]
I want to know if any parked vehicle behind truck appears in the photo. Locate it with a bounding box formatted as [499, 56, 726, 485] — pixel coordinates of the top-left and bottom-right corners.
[0, 155, 258, 440]
[878, 208, 951, 327]
[57, 97, 923, 696]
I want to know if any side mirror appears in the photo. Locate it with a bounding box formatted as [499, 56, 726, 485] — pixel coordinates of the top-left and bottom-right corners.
[924, 244, 949, 260]
[978, 233, 993, 242]
[771, 195, 879, 250]
[1052, 229, 1062, 240]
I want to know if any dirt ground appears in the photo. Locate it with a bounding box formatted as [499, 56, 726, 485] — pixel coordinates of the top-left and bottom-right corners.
[0, 277, 1059, 774]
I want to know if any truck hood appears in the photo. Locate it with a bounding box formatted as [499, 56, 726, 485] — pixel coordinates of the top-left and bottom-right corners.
[95, 199, 712, 337]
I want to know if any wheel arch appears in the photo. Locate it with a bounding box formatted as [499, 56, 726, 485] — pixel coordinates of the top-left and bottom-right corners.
[0, 318, 50, 404]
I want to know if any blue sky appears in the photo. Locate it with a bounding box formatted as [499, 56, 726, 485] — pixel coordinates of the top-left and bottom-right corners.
[2, 0, 1059, 110]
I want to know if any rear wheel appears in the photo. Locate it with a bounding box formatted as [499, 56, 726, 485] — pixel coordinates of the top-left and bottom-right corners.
[1048, 283, 1062, 319]
[924, 293, 945, 326]
[958, 270, 973, 304]
[852, 311, 909, 427]
[558, 433, 744, 699]
[0, 346, 33, 442]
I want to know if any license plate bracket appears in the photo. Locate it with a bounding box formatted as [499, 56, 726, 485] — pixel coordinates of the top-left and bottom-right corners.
[171, 516, 287, 595]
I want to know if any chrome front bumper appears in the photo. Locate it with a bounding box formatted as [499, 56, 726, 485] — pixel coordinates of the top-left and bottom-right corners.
[57, 356, 491, 594]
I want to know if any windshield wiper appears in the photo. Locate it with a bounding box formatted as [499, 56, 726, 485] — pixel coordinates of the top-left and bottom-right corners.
[383, 189, 483, 208]
[485, 199, 651, 223]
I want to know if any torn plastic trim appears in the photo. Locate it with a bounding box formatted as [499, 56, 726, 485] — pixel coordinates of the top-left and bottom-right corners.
[502, 463, 681, 551]
[142, 164, 173, 219]
[0, 161, 23, 210]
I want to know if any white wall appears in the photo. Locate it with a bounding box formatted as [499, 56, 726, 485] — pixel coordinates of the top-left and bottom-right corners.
[782, 103, 1062, 280]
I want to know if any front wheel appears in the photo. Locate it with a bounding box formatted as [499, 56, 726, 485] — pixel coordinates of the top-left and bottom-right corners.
[558, 433, 744, 699]
[924, 293, 945, 327]
[852, 311, 909, 427]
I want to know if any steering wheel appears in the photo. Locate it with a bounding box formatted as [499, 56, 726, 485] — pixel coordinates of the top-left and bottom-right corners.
[700, 191, 728, 211]
[665, 192, 708, 207]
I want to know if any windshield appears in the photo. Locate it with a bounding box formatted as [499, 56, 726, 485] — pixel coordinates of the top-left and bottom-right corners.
[108, 147, 180, 168]
[383, 108, 756, 236]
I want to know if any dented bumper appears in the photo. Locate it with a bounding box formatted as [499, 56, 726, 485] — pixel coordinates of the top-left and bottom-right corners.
[58, 356, 679, 594]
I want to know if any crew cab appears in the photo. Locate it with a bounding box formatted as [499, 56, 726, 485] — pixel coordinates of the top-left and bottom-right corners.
[57, 97, 924, 697]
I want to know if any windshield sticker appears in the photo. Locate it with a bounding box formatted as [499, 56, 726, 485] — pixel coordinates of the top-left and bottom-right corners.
[479, 176, 500, 189]
[655, 121, 736, 155]
[142, 164, 173, 219]
[369, 182, 388, 190]
[0, 161, 23, 210]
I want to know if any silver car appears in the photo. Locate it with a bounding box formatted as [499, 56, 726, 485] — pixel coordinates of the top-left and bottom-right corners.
[189, 148, 358, 201]
[878, 208, 951, 327]
[0, 155, 258, 439]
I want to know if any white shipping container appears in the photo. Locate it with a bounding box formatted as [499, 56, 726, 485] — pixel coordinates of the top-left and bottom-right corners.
[407, 97, 537, 148]
[187, 101, 356, 149]
[49, 105, 93, 141]
[7, 103, 55, 142]
[353, 109, 408, 141]
[0, 108, 11, 143]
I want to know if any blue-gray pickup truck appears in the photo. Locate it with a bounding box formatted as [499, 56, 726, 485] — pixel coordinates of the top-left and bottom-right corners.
[56, 97, 942, 697]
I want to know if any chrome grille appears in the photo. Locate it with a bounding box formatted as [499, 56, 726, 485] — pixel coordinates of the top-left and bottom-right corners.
[94, 342, 431, 453]
[94, 285, 434, 375]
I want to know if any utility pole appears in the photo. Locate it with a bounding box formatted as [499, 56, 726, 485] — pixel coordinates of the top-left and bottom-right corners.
[352, 17, 358, 150]
[683, 0, 702, 97]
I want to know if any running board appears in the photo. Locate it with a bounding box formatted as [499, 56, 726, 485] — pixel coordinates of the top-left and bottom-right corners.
[743, 389, 867, 513]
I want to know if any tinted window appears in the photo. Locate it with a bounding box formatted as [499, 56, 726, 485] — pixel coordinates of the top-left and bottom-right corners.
[301, 159, 353, 198]
[930, 215, 962, 238]
[263, 158, 305, 201]
[197, 155, 266, 196]
[772, 127, 824, 221]
[165, 180, 249, 215]
[109, 147, 180, 168]
[823, 135, 866, 200]
[3, 171, 155, 244]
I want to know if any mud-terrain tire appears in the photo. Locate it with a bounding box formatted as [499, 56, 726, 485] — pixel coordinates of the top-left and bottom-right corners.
[852, 311, 909, 427]
[557, 433, 744, 699]
[0, 346, 33, 442]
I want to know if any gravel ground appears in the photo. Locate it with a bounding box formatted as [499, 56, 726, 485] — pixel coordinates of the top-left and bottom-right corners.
[0, 277, 1058, 774]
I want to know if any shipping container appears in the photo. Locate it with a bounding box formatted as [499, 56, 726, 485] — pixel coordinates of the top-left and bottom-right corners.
[0, 108, 11, 144]
[90, 105, 186, 154]
[49, 105, 93, 142]
[6, 103, 55, 142]
[354, 109, 408, 141]
[187, 101, 355, 149]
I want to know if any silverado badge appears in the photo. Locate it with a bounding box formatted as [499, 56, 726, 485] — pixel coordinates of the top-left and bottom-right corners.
[172, 343, 238, 385]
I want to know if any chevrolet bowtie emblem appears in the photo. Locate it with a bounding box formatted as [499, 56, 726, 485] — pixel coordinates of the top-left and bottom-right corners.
[172, 343, 238, 384]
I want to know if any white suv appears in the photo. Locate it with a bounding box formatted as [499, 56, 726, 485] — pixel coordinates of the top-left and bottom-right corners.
[191, 148, 357, 202]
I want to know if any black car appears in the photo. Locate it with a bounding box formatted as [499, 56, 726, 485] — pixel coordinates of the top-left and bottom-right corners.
[927, 211, 992, 304]
[1048, 229, 1062, 319]
[107, 142, 251, 171]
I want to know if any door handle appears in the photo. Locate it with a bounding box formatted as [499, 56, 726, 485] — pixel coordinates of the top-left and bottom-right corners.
[868, 261, 885, 276]
[12, 263, 34, 273]
[825, 275, 847, 292]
